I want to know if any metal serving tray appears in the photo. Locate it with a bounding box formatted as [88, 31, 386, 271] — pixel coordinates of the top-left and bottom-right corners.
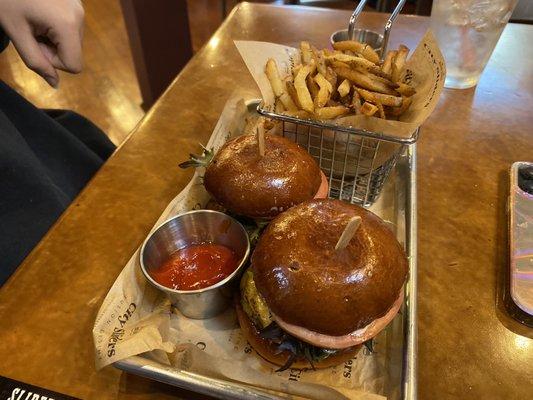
[114, 104, 418, 400]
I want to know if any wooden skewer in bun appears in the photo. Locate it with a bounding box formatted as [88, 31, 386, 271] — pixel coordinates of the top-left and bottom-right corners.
[335, 216, 362, 250]
[256, 121, 265, 157]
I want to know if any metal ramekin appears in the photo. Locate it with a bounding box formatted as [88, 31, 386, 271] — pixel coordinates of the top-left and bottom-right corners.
[330, 0, 406, 56]
[330, 28, 384, 52]
[140, 210, 250, 319]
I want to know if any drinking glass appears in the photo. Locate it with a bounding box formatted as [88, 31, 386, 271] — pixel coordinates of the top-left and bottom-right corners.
[430, 0, 518, 89]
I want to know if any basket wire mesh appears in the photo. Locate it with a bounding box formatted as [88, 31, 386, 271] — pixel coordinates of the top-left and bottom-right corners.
[278, 119, 408, 206]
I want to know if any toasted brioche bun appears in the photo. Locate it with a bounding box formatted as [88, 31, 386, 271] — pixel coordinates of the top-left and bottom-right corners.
[204, 134, 325, 219]
[204, 171, 328, 216]
[252, 199, 408, 337]
[235, 299, 360, 369]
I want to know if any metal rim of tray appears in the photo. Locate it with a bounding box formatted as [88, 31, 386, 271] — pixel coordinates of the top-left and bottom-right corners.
[114, 145, 418, 400]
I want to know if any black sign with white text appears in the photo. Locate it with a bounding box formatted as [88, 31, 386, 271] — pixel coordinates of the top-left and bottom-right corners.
[0, 376, 79, 400]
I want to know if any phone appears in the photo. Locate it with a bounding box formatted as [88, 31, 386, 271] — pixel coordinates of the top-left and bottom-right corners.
[509, 162, 533, 321]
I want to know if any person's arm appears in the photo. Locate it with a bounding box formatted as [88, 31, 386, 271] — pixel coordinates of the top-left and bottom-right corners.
[0, 0, 84, 87]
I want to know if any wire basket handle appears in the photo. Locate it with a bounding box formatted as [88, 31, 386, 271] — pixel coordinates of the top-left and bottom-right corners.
[348, 0, 368, 41]
[382, 0, 406, 56]
[348, 0, 407, 57]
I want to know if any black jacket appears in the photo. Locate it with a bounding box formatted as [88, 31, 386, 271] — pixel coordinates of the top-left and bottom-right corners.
[0, 31, 7, 52]
[0, 29, 115, 285]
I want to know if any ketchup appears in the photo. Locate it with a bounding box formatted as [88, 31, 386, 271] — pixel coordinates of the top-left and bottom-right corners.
[149, 243, 239, 290]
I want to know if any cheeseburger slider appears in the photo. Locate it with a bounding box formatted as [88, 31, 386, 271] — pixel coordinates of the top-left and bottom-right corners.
[180, 131, 328, 219]
[237, 199, 407, 370]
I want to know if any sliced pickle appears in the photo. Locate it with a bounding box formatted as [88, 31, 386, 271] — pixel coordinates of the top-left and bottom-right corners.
[240, 269, 273, 329]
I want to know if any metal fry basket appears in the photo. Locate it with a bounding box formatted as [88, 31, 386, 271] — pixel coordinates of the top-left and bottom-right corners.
[259, 109, 418, 205]
[258, 0, 415, 206]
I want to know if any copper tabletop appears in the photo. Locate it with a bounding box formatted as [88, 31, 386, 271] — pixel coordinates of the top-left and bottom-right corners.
[1, 3, 532, 400]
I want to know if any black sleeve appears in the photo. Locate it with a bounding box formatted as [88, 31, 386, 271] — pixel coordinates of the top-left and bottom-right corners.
[0, 81, 115, 286]
[0, 26, 9, 53]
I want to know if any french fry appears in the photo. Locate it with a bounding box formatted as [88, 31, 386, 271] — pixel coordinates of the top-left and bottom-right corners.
[326, 53, 365, 64]
[325, 67, 337, 90]
[300, 41, 313, 65]
[354, 87, 403, 107]
[294, 65, 314, 113]
[330, 60, 351, 70]
[390, 96, 412, 117]
[326, 53, 387, 78]
[315, 106, 349, 120]
[367, 72, 398, 89]
[310, 46, 327, 77]
[293, 49, 303, 66]
[292, 64, 302, 78]
[333, 40, 380, 64]
[274, 98, 285, 113]
[361, 66, 392, 80]
[396, 82, 416, 97]
[339, 65, 398, 89]
[360, 102, 378, 117]
[327, 57, 398, 88]
[351, 89, 362, 114]
[313, 73, 332, 108]
[314, 73, 333, 93]
[334, 66, 398, 95]
[308, 61, 317, 76]
[338, 79, 351, 98]
[315, 91, 329, 109]
[382, 50, 396, 75]
[316, 51, 327, 77]
[306, 75, 320, 101]
[376, 101, 386, 119]
[391, 45, 409, 83]
[285, 81, 302, 109]
[265, 59, 298, 111]
[298, 59, 316, 76]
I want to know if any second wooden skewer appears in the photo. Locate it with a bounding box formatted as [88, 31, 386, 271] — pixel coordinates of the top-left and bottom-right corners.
[257, 122, 265, 157]
[335, 216, 362, 250]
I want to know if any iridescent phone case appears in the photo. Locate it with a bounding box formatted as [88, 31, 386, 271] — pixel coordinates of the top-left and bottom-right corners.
[509, 162, 533, 317]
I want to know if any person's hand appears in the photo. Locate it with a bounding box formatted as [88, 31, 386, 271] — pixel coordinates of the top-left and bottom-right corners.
[0, 0, 84, 87]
